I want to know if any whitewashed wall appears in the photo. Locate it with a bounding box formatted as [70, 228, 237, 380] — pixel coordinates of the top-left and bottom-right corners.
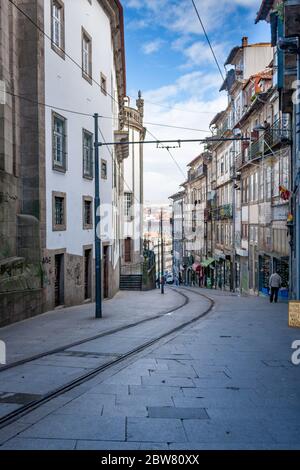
[44, 0, 120, 263]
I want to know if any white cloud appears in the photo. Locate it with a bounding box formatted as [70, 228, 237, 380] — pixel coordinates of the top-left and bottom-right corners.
[124, 0, 262, 36]
[142, 39, 165, 55]
[138, 74, 228, 203]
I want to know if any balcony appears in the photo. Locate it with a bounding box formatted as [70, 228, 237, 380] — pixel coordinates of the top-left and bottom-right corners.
[250, 117, 291, 161]
[188, 164, 207, 182]
[211, 204, 233, 220]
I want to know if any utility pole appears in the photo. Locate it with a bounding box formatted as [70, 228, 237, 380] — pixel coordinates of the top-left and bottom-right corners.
[280, 0, 300, 299]
[160, 208, 165, 294]
[94, 113, 102, 318]
[157, 239, 160, 288]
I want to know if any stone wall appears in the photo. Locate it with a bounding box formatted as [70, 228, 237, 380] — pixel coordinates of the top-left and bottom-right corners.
[0, 0, 46, 325]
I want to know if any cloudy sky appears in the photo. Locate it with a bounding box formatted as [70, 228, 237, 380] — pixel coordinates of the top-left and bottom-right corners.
[123, 0, 269, 204]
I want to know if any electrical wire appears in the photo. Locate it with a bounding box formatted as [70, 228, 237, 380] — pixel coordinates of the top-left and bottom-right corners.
[8, 0, 189, 179]
[98, 126, 140, 205]
[191, 0, 225, 82]
[139, 98, 219, 115]
[3, 89, 94, 117]
[3, 90, 210, 133]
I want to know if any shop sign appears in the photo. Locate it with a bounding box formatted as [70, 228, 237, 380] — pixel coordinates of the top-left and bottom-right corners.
[289, 301, 300, 328]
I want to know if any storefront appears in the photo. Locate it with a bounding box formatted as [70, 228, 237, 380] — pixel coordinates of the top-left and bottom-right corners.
[259, 254, 271, 296]
[273, 256, 289, 300]
[200, 258, 215, 288]
[214, 251, 226, 290]
[224, 256, 233, 291]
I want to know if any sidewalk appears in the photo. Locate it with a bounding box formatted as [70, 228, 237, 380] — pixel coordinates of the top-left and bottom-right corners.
[0, 289, 184, 364]
[1, 288, 299, 449]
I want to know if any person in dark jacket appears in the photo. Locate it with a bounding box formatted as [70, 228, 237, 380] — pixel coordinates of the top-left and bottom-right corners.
[269, 272, 282, 303]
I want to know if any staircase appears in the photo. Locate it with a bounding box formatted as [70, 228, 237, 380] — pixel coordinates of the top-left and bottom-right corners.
[120, 274, 142, 291]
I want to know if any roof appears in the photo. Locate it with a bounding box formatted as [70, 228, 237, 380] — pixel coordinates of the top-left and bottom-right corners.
[169, 190, 185, 200]
[114, 0, 126, 96]
[219, 69, 236, 92]
[224, 46, 241, 66]
[255, 0, 275, 24]
[209, 110, 226, 127]
[242, 68, 273, 89]
[224, 41, 272, 66]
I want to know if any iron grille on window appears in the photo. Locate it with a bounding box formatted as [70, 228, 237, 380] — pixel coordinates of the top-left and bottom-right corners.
[55, 197, 64, 225]
[84, 200, 92, 226]
[124, 193, 133, 219]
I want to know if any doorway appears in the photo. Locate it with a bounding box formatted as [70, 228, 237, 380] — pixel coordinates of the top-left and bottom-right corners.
[124, 237, 132, 263]
[103, 246, 109, 299]
[54, 253, 64, 307]
[84, 248, 92, 300]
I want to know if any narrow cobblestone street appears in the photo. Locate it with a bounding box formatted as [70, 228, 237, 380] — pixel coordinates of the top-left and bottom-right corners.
[0, 288, 299, 450]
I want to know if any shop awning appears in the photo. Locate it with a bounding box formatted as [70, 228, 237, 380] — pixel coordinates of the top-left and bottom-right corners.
[201, 258, 215, 268]
[192, 263, 201, 272]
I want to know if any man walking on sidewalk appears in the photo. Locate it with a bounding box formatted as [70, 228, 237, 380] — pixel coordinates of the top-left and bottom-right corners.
[269, 271, 282, 303]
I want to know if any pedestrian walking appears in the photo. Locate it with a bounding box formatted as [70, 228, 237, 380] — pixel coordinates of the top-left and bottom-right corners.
[269, 271, 282, 303]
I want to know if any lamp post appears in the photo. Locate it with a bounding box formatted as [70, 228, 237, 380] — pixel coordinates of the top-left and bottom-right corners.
[94, 113, 102, 318]
[160, 208, 165, 294]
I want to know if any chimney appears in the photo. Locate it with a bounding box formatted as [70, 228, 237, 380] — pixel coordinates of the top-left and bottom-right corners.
[242, 37, 248, 48]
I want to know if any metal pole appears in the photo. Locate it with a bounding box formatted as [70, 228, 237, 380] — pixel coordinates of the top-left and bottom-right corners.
[160, 208, 165, 294]
[157, 239, 160, 288]
[94, 113, 102, 318]
[296, 49, 300, 299]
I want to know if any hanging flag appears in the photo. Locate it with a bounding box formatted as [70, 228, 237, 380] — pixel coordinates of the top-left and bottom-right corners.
[279, 185, 290, 201]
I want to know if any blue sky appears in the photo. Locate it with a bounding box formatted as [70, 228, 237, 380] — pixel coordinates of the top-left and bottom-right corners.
[122, 0, 270, 203]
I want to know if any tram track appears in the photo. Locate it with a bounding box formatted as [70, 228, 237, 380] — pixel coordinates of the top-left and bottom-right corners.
[0, 288, 214, 430]
[0, 288, 188, 373]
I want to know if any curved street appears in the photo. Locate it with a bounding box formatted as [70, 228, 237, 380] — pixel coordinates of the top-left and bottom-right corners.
[0, 288, 299, 450]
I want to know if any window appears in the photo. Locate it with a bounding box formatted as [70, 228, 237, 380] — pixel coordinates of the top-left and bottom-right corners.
[220, 156, 224, 175]
[52, 112, 67, 171]
[124, 193, 133, 219]
[242, 177, 249, 203]
[101, 159, 107, 179]
[100, 73, 107, 95]
[273, 160, 279, 197]
[192, 209, 196, 232]
[220, 224, 224, 244]
[266, 166, 272, 199]
[83, 130, 93, 178]
[242, 223, 248, 239]
[52, 191, 66, 231]
[259, 167, 264, 201]
[83, 196, 93, 229]
[51, 1, 65, 57]
[82, 28, 92, 82]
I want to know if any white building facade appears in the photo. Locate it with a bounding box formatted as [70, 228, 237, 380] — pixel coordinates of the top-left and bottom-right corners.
[43, 0, 127, 310]
[121, 93, 146, 266]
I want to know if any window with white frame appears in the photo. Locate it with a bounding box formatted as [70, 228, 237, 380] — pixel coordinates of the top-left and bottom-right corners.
[52, 112, 67, 171]
[83, 130, 93, 178]
[100, 73, 107, 95]
[51, 0, 64, 56]
[82, 28, 92, 81]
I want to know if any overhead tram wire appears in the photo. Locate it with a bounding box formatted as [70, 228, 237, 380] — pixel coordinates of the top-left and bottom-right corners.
[137, 98, 219, 115]
[98, 126, 140, 205]
[191, 0, 225, 82]
[3, 89, 210, 133]
[8, 0, 189, 178]
[3, 89, 94, 117]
